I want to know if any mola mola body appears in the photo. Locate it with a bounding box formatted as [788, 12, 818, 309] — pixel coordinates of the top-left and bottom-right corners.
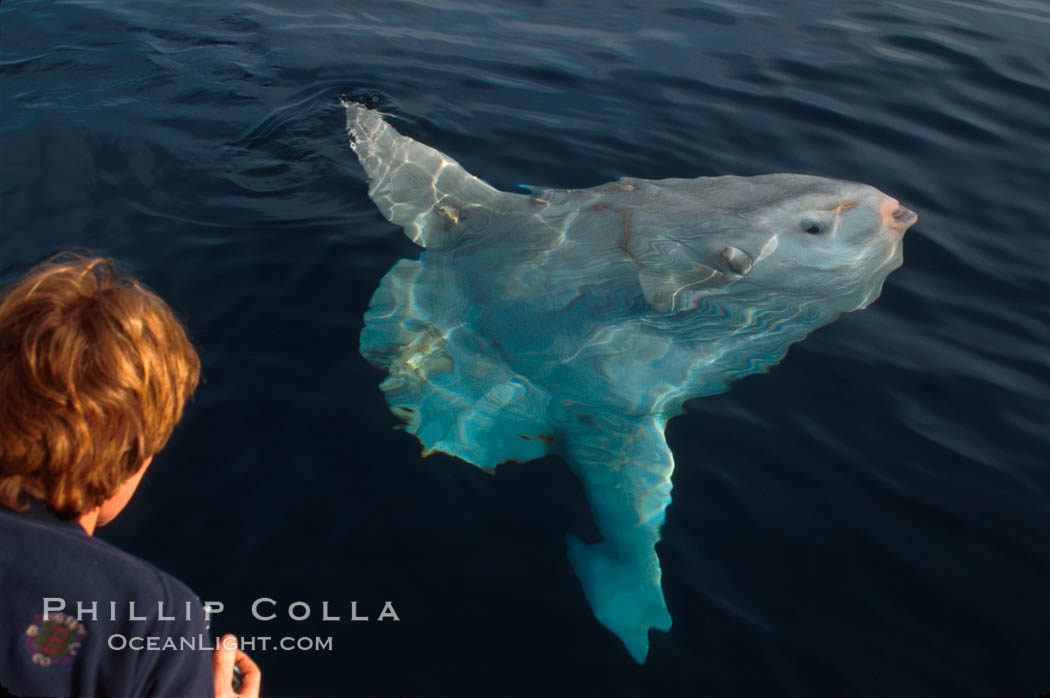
[343, 100, 915, 663]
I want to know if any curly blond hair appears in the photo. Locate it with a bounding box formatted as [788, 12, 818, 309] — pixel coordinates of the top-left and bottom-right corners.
[0, 254, 200, 518]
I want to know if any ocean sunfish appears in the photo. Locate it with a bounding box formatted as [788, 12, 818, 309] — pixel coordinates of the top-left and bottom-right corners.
[342, 100, 915, 663]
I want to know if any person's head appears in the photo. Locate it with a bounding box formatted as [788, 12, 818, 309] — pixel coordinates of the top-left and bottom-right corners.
[0, 253, 200, 521]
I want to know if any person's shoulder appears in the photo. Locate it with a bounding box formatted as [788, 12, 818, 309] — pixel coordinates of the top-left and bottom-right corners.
[0, 504, 200, 610]
[0, 505, 214, 697]
[88, 531, 203, 612]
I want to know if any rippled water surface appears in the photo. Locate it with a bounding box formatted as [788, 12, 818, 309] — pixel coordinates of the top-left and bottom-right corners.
[2, 1, 1049, 696]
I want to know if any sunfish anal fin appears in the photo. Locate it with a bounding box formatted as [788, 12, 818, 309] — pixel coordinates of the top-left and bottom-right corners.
[560, 412, 674, 663]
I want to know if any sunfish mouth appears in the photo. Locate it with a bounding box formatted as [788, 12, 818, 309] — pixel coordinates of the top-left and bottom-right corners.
[892, 206, 918, 227]
[879, 197, 918, 233]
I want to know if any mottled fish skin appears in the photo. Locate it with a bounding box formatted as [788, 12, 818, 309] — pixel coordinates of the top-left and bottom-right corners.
[344, 100, 914, 663]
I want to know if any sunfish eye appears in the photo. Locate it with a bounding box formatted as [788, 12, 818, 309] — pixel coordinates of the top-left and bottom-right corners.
[800, 218, 824, 235]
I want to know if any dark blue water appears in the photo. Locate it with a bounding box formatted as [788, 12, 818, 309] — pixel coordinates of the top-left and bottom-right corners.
[2, 1, 1049, 696]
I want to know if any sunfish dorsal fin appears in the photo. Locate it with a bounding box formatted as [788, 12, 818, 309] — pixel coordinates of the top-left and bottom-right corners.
[343, 100, 509, 250]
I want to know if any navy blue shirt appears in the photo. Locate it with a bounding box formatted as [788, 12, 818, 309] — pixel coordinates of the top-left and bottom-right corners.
[0, 501, 214, 697]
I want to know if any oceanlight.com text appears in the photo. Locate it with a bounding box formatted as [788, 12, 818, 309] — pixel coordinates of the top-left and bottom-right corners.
[107, 634, 334, 652]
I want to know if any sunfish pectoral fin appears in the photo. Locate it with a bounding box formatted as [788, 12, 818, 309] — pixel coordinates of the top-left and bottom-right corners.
[560, 413, 675, 663]
[342, 100, 508, 250]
